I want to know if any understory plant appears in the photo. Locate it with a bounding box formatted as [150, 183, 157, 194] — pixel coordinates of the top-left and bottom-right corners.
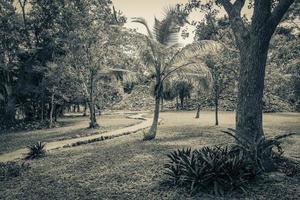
[164, 131, 294, 195]
[25, 141, 46, 160]
[0, 162, 30, 181]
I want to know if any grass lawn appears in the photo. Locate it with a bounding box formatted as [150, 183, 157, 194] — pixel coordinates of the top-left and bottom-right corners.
[0, 113, 140, 154]
[1, 111, 300, 199]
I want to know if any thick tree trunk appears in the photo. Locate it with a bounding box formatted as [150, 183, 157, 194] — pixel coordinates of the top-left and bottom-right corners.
[236, 38, 269, 144]
[144, 96, 160, 141]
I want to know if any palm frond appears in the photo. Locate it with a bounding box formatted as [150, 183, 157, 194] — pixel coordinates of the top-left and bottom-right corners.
[153, 8, 181, 46]
[170, 40, 223, 67]
[131, 17, 154, 39]
[169, 61, 213, 93]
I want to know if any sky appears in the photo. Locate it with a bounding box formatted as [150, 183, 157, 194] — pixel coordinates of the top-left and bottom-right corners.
[112, 0, 253, 44]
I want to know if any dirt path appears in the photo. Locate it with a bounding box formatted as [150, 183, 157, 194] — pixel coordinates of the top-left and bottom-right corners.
[0, 113, 155, 162]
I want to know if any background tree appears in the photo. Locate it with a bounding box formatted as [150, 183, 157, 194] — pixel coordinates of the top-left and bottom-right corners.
[0, 0, 22, 125]
[187, 0, 296, 145]
[203, 50, 237, 126]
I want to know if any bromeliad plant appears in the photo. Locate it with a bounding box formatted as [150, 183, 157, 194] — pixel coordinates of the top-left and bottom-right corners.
[164, 131, 296, 195]
[164, 146, 258, 195]
[132, 7, 220, 141]
[25, 141, 46, 160]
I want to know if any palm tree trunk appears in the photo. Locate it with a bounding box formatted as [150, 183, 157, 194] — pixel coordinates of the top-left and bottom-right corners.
[144, 72, 162, 140]
[144, 96, 160, 140]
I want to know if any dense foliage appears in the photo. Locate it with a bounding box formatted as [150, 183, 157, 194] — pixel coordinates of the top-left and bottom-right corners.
[0, 0, 129, 128]
[165, 136, 286, 195]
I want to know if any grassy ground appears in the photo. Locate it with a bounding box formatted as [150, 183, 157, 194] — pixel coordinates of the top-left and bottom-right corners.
[0, 114, 139, 154]
[0, 111, 299, 199]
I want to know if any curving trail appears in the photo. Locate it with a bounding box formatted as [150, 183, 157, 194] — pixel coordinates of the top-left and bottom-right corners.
[0, 113, 156, 162]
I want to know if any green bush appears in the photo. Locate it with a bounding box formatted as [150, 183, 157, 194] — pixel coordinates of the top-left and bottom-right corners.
[0, 162, 30, 181]
[25, 141, 46, 160]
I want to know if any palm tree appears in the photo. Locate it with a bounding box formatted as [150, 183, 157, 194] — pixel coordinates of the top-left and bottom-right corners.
[133, 7, 220, 140]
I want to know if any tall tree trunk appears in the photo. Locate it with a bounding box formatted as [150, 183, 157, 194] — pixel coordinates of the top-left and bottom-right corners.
[41, 89, 44, 122]
[83, 100, 88, 116]
[215, 94, 219, 126]
[195, 103, 201, 119]
[88, 71, 99, 128]
[144, 96, 160, 141]
[144, 75, 162, 140]
[76, 104, 80, 112]
[180, 96, 184, 110]
[49, 91, 54, 128]
[4, 84, 16, 124]
[176, 97, 179, 110]
[236, 38, 269, 144]
[160, 97, 164, 112]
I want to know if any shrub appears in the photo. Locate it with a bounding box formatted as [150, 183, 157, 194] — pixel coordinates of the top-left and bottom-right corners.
[222, 129, 291, 172]
[165, 146, 259, 195]
[165, 131, 295, 195]
[25, 141, 46, 160]
[0, 162, 30, 181]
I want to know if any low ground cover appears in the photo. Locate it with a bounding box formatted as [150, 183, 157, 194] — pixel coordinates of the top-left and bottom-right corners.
[0, 111, 299, 199]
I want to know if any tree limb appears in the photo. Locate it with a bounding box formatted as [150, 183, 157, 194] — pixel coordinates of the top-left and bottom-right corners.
[216, 0, 233, 15]
[266, 0, 296, 37]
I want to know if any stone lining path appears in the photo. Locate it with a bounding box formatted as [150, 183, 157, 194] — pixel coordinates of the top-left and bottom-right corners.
[0, 113, 156, 162]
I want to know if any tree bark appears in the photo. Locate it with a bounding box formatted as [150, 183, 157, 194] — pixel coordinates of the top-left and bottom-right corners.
[236, 38, 269, 143]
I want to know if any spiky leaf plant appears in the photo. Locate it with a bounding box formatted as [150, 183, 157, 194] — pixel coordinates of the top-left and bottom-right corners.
[25, 141, 46, 160]
[165, 146, 260, 195]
